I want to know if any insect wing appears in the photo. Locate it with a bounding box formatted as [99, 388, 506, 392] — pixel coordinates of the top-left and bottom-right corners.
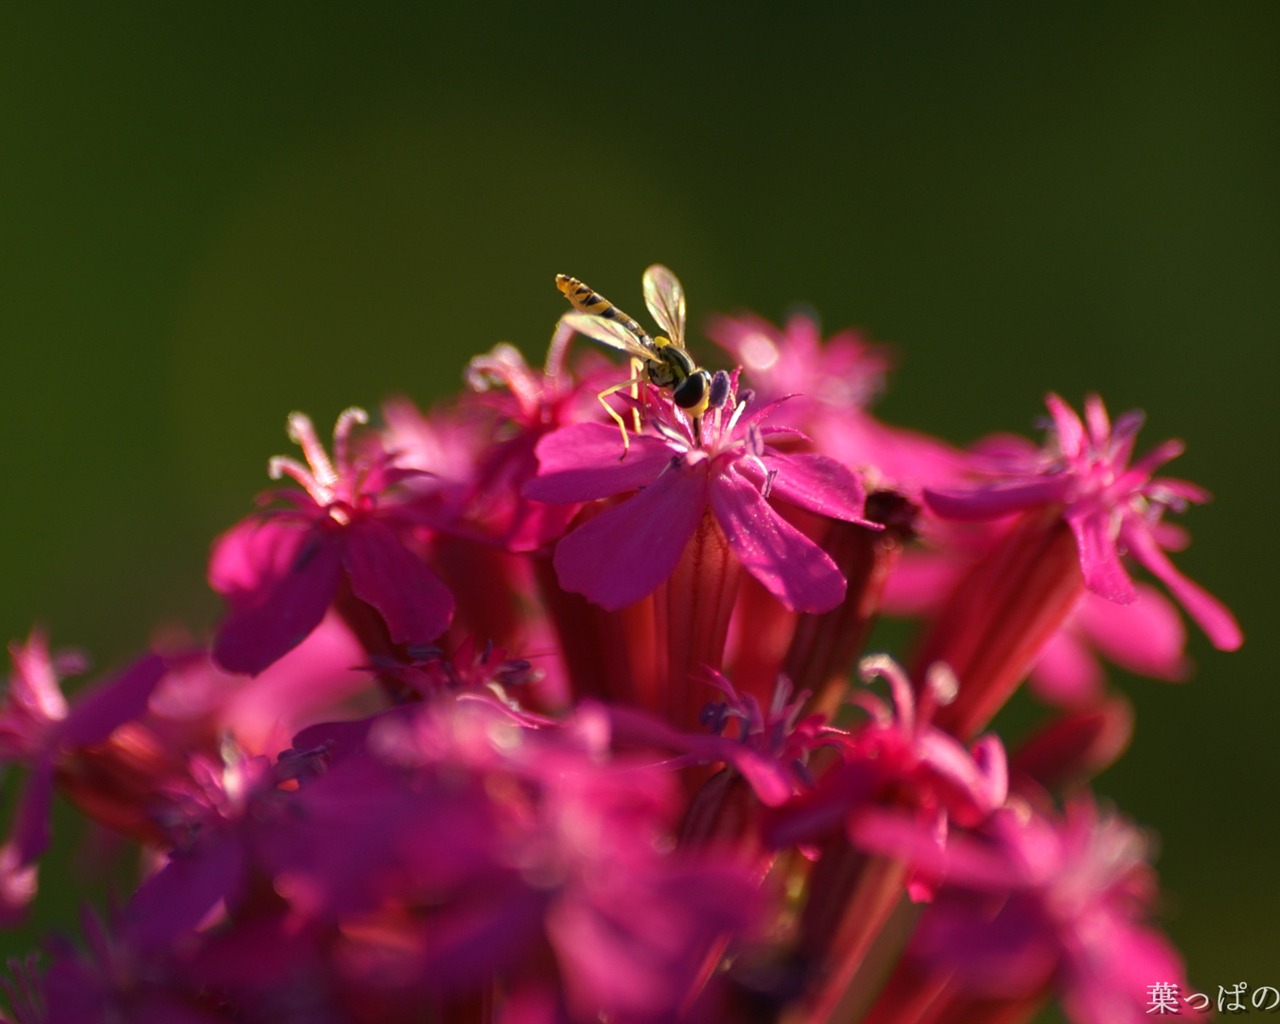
[642, 264, 686, 348]
[561, 312, 654, 362]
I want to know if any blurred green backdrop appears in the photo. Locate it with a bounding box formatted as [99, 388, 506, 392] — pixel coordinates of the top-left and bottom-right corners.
[1, 0, 1276, 1011]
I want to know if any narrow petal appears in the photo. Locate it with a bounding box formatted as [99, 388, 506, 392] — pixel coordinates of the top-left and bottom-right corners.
[709, 467, 845, 613]
[1069, 511, 1137, 604]
[343, 519, 455, 646]
[61, 653, 167, 747]
[553, 465, 707, 610]
[1046, 392, 1086, 459]
[525, 423, 676, 503]
[10, 759, 55, 863]
[1123, 525, 1243, 651]
[1083, 393, 1112, 445]
[213, 524, 345, 675]
[924, 478, 1070, 520]
[914, 731, 1007, 825]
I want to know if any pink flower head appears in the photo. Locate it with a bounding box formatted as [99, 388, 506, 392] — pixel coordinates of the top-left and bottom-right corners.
[526, 377, 877, 612]
[380, 342, 607, 553]
[924, 393, 1242, 652]
[210, 408, 455, 675]
[605, 672, 844, 813]
[767, 657, 1008, 860]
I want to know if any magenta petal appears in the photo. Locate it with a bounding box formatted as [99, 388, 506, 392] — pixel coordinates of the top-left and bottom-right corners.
[915, 731, 1007, 826]
[1124, 525, 1243, 651]
[413, 879, 550, 988]
[61, 653, 167, 746]
[753, 451, 871, 524]
[1060, 921, 1188, 1024]
[1069, 512, 1137, 604]
[11, 759, 55, 863]
[924, 478, 1069, 520]
[1030, 630, 1107, 706]
[209, 517, 309, 600]
[525, 423, 675, 503]
[710, 467, 845, 613]
[1078, 585, 1189, 680]
[213, 524, 345, 675]
[1046, 392, 1086, 459]
[553, 466, 707, 610]
[123, 833, 245, 952]
[343, 519, 455, 646]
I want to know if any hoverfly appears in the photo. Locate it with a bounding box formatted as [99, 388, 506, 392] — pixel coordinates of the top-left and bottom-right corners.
[556, 264, 713, 451]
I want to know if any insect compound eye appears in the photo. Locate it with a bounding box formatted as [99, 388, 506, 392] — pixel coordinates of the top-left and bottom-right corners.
[663, 345, 696, 378]
[673, 370, 711, 410]
[707, 370, 732, 410]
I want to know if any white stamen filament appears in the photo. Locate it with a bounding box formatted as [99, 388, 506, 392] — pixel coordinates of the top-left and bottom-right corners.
[332, 407, 370, 483]
[285, 412, 338, 494]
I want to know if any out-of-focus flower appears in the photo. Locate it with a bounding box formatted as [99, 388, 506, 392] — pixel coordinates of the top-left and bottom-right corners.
[864, 797, 1194, 1024]
[768, 656, 1008, 856]
[1030, 584, 1190, 705]
[0, 632, 164, 922]
[707, 310, 968, 496]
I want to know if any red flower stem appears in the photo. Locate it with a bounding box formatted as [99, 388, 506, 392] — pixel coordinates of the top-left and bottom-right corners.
[531, 552, 658, 708]
[790, 844, 910, 1024]
[912, 509, 1084, 738]
[786, 493, 916, 717]
[430, 536, 525, 653]
[657, 509, 742, 730]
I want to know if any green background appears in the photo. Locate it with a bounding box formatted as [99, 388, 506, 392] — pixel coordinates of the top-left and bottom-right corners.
[1, 1, 1275, 1013]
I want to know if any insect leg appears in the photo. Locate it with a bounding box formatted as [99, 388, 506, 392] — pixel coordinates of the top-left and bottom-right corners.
[628, 356, 645, 437]
[597, 371, 648, 457]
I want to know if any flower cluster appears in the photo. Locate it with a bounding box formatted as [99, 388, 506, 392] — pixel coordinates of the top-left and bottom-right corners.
[0, 266, 1240, 1024]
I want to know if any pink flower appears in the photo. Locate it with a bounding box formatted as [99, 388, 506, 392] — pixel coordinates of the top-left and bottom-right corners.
[707, 310, 968, 496]
[924, 393, 1242, 651]
[768, 656, 1008, 854]
[0, 632, 164, 921]
[706, 310, 891, 413]
[210, 408, 454, 675]
[526, 379, 875, 612]
[381, 342, 607, 552]
[869, 797, 1191, 1024]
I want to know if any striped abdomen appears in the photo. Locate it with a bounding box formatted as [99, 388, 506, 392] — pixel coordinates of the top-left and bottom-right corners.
[555, 274, 653, 345]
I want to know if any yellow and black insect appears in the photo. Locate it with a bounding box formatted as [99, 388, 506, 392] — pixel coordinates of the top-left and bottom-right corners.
[556, 264, 713, 451]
